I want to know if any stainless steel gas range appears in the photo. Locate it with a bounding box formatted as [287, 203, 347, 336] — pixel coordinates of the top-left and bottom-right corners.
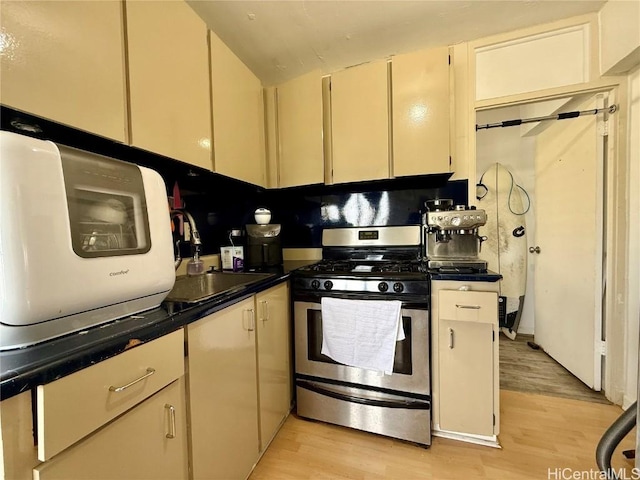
[291, 225, 432, 446]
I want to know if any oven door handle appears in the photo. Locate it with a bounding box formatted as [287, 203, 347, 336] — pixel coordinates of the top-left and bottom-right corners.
[297, 380, 429, 410]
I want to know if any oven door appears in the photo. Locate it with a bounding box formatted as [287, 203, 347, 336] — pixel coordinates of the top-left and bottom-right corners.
[294, 300, 430, 396]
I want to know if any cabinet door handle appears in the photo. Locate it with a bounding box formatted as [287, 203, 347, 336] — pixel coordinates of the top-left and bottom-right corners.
[456, 304, 481, 310]
[165, 404, 176, 439]
[109, 368, 155, 392]
[245, 308, 255, 331]
[449, 328, 455, 349]
[261, 300, 269, 322]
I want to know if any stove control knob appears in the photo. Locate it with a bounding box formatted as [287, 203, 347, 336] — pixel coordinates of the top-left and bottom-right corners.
[378, 282, 389, 292]
[324, 280, 333, 291]
[393, 282, 404, 293]
[311, 280, 321, 290]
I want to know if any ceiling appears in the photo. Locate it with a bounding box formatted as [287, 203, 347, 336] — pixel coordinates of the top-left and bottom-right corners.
[187, 0, 607, 86]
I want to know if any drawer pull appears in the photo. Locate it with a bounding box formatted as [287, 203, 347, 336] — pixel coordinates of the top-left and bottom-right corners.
[109, 367, 156, 392]
[165, 404, 176, 439]
[456, 304, 481, 310]
[449, 328, 455, 349]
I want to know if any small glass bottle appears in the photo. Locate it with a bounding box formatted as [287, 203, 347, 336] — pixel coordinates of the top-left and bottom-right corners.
[187, 251, 205, 276]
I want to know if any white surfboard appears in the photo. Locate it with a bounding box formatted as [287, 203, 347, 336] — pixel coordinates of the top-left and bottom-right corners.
[477, 163, 527, 339]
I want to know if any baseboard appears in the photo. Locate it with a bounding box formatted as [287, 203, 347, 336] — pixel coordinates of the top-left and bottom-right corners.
[432, 427, 502, 449]
[622, 394, 637, 410]
[517, 326, 534, 335]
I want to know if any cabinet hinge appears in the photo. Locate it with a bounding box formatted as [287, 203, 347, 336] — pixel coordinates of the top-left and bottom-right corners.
[493, 414, 496, 426]
[598, 120, 609, 137]
[492, 330, 495, 342]
[449, 156, 452, 168]
[600, 340, 606, 356]
[448, 55, 451, 65]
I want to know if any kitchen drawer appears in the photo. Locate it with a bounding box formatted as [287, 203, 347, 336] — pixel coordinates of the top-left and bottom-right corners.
[439, 290, 498, 324]
[33, 378, 188, 480]
[36, 329, 184, 461]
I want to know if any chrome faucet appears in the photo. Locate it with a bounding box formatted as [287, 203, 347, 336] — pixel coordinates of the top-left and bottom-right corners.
[171, 209, 202, 271]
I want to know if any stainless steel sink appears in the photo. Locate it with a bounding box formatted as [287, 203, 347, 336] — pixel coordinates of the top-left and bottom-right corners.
[165, 272, 274, 303]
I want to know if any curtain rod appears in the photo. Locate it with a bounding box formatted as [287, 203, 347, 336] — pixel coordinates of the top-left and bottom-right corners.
[476, 104, 618, 131]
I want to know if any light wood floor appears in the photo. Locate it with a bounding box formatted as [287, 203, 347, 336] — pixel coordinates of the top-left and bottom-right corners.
[249, 390, 636, 479]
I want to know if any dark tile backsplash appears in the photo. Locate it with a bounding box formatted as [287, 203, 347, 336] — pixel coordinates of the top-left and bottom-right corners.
[1, 106, 468, 253]
[264, 180, 468, 247]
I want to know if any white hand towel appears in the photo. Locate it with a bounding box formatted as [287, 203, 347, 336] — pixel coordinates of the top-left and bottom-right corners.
[320, 297, 404, 375]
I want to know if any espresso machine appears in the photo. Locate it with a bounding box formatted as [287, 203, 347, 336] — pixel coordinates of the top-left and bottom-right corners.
[423, 199, 488, 272]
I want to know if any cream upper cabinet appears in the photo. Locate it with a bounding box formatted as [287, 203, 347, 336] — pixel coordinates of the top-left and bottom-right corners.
[474, 23, 593, 102]
[256, 282, 292, 450]
[210, 31, 266, 187]
[125, 0, 212, 170]
[329, 60, 390, 184]
[392, 46, 451, 176]
[275, 70, 325, 188]
[187, 296, 260, 480]
[0, 1, 127, 141]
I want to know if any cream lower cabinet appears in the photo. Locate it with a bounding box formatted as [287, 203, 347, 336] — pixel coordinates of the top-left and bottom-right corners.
[187, 282, 291, 480]
[33, 379, 188, 480]
[439, 319, 494, 435]
[0, 391, 37, 480]
[187, 296, 259, 480]
[2, 329, 188, 480]
[256, 282, 292, 449]
[431, 280, 500, 443]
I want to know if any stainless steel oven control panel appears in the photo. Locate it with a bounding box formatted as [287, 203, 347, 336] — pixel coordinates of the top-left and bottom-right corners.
[293, 276, 430, 296]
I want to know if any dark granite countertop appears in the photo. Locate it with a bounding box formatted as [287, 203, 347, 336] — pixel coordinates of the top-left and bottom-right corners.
[2, 259, 503, 400]
[428, 269, 502, 282]
[0, 260, 319, 401]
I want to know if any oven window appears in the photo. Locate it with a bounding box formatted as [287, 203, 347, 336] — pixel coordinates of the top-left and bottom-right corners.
[307, 310, 412, 375]
[61, 146, 151, 258]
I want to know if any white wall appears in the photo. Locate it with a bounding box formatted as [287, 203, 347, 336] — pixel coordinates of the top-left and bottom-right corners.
[475, 106, 537, 335]
[599, 0, 640, 75]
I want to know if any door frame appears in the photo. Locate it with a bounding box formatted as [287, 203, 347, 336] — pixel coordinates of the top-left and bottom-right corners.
[469, 81, 627, 399]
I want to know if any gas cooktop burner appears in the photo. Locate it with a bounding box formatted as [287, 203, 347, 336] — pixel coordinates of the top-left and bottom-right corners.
[293, 226, 430, 297]
[302, 261, 426, 274]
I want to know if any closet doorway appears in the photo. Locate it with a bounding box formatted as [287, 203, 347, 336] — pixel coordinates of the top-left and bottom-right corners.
[475, 92, 612, 390]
